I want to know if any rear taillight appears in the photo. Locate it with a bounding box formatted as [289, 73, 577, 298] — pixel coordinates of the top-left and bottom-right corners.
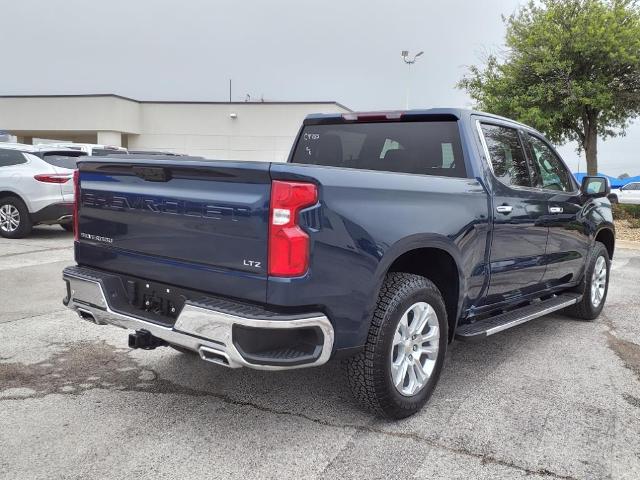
[268, 180, 318, 277]
[34, 173, 72, 183]
[73, 169, 80, 241]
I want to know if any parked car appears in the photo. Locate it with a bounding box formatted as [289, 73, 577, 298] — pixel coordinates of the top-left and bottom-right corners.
[610, 182, 640, 205]
[0, 144, 84, 238]
[45, 142, 127, 156]
[62, 109, 615, 418]
[0, 142, 88, 161]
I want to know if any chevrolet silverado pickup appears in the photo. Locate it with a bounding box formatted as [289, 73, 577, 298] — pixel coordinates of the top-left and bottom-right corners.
[62, 109, 615, 418]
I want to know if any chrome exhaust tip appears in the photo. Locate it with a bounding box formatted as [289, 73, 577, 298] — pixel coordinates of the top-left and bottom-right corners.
[77, 308, 96, 323]
[199, 346, 232, 367]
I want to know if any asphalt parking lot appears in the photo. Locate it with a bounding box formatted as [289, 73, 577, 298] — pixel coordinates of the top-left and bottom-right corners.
[1, 227, 639, 480]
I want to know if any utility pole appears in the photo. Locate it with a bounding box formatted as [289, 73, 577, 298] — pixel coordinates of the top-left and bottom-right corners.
[401, 50, 424, 109]
[229, 79, 232, 102]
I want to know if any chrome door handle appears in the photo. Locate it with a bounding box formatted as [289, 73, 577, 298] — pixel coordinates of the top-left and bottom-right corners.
[496, 205, 513, 214]
[549, 206, 563, 214]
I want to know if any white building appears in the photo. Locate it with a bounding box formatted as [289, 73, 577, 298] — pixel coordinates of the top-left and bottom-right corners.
[0, 94, 350, 161]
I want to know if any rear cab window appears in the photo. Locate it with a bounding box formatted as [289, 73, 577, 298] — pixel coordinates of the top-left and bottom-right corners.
[92, 148, 125, 156]
[291, 120, 467, 178]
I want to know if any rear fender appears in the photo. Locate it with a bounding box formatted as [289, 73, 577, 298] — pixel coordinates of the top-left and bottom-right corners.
[368, 234, 465, 335]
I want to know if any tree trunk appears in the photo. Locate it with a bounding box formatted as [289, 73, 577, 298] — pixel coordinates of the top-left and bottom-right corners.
[584, 114, 598, 175]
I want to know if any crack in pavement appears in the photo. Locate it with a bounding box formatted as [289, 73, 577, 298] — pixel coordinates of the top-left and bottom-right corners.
[0, 340, 579, 480]
[0, 246, 73, 258]
[0, 309, 69, 325]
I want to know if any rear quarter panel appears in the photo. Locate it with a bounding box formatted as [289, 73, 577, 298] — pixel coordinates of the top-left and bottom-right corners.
[269, 163, 490, 349]
[4, 157, 62, 213]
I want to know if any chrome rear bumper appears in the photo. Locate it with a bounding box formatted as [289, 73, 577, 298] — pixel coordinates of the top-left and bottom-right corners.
[62, 266, 334, 371]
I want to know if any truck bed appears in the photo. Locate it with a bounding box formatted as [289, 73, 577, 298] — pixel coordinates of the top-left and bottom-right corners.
[74, 156, 489, 350]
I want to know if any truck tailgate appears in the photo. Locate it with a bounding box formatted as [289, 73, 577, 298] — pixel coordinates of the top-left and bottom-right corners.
[75, 159, 271, 302]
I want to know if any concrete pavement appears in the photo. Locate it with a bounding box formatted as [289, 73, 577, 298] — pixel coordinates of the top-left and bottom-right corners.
[1, 226, 639, 479]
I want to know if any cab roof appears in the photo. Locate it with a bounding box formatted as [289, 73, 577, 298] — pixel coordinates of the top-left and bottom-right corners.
[303, 108, 534, 131]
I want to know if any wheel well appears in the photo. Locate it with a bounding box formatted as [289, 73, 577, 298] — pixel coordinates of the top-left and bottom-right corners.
[387, 248, 459, 341]
[595, 228, 615, 259]
[0, 191, 21, 200]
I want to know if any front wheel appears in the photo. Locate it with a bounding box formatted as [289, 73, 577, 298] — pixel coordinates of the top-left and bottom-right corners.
[345, 273, 448, 419]
[564, 242, 610, 320]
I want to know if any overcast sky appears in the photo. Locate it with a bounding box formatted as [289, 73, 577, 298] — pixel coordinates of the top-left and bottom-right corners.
[1, 0, 637, 175]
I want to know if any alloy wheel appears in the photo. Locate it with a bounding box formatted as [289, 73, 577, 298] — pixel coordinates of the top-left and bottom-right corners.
[390, 301, 440, 396]
[0, 204, 20, 233]
[590, 255, 607, 308]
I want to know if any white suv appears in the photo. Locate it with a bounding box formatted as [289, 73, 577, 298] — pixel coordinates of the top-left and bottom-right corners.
[610, 182, 640, 205]
[0, 144, 85, 238]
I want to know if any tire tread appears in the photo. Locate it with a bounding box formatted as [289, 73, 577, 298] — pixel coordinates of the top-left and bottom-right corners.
[345, 272, 446, 418]
[564, 242, 609, 321]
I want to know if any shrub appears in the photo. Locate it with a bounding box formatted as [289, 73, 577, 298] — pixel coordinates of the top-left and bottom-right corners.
[613, 204, 640, 220]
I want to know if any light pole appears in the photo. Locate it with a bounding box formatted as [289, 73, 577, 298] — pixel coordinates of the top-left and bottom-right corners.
[401, 50, 423, 109]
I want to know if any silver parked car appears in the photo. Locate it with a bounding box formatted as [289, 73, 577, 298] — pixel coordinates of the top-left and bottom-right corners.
[0, 144, 85, 238]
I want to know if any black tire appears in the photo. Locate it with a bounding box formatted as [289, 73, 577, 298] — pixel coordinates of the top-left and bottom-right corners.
[608, 194, 619, 204]
[60, 223, 73, 232]
[0, 196, 32, 239]
[564, 242, 610, 321]
[344, 273, 448, 419]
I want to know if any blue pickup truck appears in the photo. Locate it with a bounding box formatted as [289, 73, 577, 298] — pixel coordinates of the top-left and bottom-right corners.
[63, 109, 615, 418]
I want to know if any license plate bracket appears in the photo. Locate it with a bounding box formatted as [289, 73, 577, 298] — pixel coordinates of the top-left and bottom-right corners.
[125, 278, 186, 323]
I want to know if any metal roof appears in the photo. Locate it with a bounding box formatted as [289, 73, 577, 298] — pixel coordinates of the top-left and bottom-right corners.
[0, 94, 351, 111]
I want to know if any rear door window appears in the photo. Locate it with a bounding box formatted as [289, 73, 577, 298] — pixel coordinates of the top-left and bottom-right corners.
[0, 149, 27, 167]
[291, 121, 466, 177]
[479, 123, 532, 188]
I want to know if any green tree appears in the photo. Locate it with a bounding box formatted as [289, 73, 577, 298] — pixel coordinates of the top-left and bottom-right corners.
[619, 172, 630, 178]
[458, 0, 640, 175]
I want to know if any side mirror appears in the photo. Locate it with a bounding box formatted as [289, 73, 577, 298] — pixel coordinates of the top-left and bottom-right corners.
[581, 176, 610, 198]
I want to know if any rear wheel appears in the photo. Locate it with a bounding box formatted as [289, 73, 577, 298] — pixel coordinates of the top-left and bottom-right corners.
[60, 223, 73, 232]
[0, 197, 32, 239]
[564, 242, 610, 320]
[345, 273, 448, 419]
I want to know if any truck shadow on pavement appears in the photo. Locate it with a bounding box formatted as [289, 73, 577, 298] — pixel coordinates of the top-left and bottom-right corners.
[27, 226, 73, 239]
[0, 341, 214, 401]
[1, 312, 638, 416]
[0, 321, 526, 413]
